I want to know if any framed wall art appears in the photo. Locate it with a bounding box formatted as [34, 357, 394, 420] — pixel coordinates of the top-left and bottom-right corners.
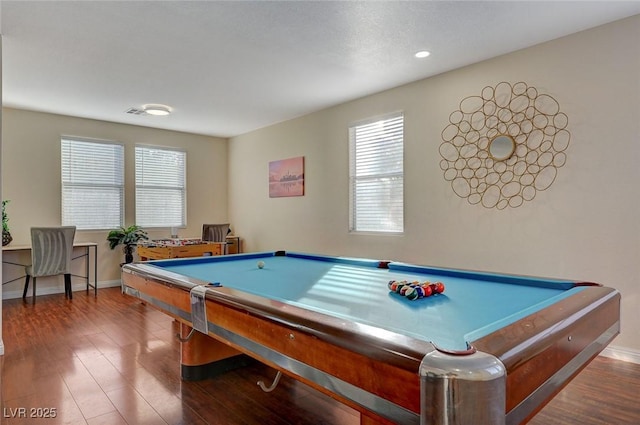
[269, 156, 305, 198]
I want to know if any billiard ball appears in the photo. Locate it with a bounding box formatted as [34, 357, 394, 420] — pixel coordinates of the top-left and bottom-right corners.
[257, 261, 265, 269]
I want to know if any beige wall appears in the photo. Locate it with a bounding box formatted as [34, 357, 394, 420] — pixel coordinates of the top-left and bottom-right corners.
[229, 16, 640, 352]
[1, 108, 228, 296]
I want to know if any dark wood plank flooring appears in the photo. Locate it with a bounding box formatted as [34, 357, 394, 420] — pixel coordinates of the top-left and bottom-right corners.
[1, 288, 638, 424]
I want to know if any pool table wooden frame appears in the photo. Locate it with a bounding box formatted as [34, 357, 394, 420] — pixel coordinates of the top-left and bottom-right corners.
[121, 251, 620, 425]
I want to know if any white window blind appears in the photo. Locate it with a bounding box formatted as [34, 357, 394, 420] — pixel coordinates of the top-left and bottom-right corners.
[349, 113, 404, 233]
[61, 138, 124, 230]
[135, 145, 186, 228]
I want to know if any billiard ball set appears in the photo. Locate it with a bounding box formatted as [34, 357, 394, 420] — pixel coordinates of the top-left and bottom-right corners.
[388, 280, 445, 301]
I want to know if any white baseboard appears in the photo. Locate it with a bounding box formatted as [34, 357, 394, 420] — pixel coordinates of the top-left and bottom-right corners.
[600, 345, 640, 364]
[1, 279, 121, 300]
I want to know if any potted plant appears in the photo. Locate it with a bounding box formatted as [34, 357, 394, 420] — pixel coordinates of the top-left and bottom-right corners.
[107, 225, 149, 264]
[2, 200, 12, 246]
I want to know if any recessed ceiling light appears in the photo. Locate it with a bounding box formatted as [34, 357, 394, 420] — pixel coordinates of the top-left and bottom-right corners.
[415, 50, 431, 59]
[143, 104, 172, 116]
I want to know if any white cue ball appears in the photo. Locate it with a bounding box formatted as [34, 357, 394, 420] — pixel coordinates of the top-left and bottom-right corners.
[257, 261, 265, 269]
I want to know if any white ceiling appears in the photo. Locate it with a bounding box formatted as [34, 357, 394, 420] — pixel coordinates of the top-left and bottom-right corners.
[2, 1, 639, 138]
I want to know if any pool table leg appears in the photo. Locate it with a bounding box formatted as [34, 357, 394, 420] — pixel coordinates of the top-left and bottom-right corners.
[180, 323, 255, 381]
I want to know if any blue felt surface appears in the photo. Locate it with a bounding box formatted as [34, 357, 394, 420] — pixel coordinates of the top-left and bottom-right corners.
[147, 252, 583, 351]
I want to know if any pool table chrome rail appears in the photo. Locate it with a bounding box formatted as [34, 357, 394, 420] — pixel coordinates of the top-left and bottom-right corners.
[121, 261, 621, 425]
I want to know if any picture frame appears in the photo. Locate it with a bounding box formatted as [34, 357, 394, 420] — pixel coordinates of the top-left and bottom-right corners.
[269, 156, 304, 198]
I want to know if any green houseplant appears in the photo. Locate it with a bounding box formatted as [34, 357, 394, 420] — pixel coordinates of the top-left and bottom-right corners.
[107, 225, 149, 264]
[2, 200, 12, 246]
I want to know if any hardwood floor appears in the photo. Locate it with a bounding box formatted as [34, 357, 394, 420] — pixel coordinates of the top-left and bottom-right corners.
[1, 288, 638, 425]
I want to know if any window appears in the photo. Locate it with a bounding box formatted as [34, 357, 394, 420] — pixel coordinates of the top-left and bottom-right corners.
[61, 137, 124, 230]
[349, 113, 404, 233]
[135, 145, 186, 228]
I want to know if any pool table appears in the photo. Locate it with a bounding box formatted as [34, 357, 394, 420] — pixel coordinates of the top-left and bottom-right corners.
[121, 251, 620, 425]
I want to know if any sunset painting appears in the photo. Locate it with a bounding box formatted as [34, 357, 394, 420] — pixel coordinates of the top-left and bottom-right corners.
[269, 156, 304, 197]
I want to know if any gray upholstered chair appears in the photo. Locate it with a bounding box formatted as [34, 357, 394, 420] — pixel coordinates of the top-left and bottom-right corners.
[202, 223, 230, 254]
[202, 223, 230, 242]
[23, 226, 76, 304]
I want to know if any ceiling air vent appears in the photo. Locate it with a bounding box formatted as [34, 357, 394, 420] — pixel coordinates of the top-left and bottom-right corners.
[125, 107, 146, 115]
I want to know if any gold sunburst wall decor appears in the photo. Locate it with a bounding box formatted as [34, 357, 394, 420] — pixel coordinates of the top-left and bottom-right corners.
[439, 81, 570, 209]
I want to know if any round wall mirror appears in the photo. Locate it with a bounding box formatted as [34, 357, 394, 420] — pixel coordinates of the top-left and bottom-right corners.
[489, 135, 516, 161]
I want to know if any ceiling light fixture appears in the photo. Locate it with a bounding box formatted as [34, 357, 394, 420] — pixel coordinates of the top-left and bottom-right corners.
[415, 50, 431, 59]
[143, 104, 172, 116]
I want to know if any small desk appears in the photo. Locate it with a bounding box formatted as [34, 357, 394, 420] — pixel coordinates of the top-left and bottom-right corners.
[121, 251, 620, 425]
[137, 239, 225, 261]
[2, 241, 98, 295]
